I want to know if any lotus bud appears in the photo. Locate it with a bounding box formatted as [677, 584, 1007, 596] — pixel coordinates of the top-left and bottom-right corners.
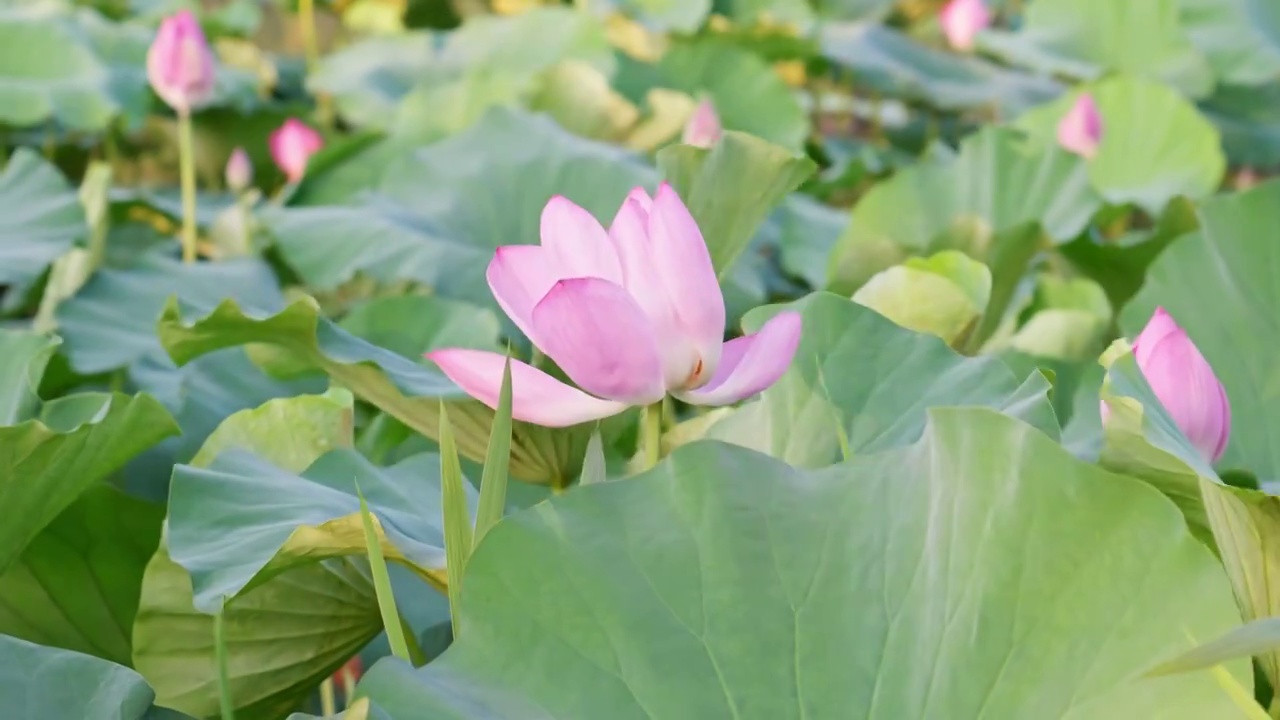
[146, 10, 216, 114]
[225, 147, 252, 192]
[682, 99, 723, 149]
[939, 0, 990, 52]
[1109, 307, 1231, 462]
[1057, 93, 1104, 159]
[269, 119, 324, 183]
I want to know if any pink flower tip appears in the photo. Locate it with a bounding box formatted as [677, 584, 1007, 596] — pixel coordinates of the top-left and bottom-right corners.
[940, 0, 990, 52]
[682, 98, 723, 149]
[1057, 93, 1104, 159]
[269, 119, 324, 184]
[146, 10, 217, 113]
[225, 147, 252, 192]
[1123, 307, 1231, 463]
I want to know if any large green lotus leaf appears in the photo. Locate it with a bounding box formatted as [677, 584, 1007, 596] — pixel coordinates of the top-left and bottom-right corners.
[309, 8, 611, 133]
[0, 148, 84, 288]
[0, 390, 178, 573]
[0, 329, 59, 424]
[702, 293, 1057, 467]
[0, 634, 159, 720]
[134, 549, 379, 720]
[358, 409, 1245, 719]
[979, 0, 1213, 98]
[0, 484, 162, 667]
[0, 5, 128, 131]
[134, 388, 378, 719]
[1179, 0, 1280, 86]
[169, 447, 470, 611]
[1015, 76, 1225, 214]
[657, 131, 816, 277]
[123, 348, 327, 501]
[157, 297, 588, 486]
[1121, 179, 1280, 483]
[265, 108, 656, 313]
[55, 247, 284, 374]
[338, 295, 502, 360]
[654, 39, 808, 151]
[819, 22, 1062, 116]
[826, 126, 1100, 295]
[1202, 83, 1280, 166]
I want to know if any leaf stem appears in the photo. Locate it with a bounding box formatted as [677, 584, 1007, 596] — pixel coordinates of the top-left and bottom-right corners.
[214, 604, 236, 720]
[319, 677, 335, 717]
[641, 401, 663, 471]
[177, 109, 198, 264]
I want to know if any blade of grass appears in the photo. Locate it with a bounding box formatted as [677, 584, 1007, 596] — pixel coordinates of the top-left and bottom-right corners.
[579, 428, 607, 485]
[474, 356, 512, 543]
[1208, 664, 1270, 720]
[440, 401, 474, 639]
[356, 482, 411, 663]
[214, 601, 235, 720]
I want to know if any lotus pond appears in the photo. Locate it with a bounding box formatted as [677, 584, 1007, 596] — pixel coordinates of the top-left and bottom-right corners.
[3, 0, 1280, 718]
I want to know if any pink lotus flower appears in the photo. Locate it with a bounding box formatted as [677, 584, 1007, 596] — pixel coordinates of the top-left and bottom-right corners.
[269, 119, 324, 183]
[427, 185, 803, 428]
[939, 0, 990, 52]
[1057, 93, 1104, 159]
[682, 99, 723, 149]
[146, 10, 216, 113]
[225, 147, 252, 192]
[1105, 307, 1231, 462]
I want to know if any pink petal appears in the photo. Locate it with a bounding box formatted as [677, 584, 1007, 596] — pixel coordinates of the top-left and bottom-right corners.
[425, 349, 628, 428]
[270, 119, 323, 183]
[530, 278, 666, 405]
[486, 245, 559, 344]
[609, 195, 700, 391]
[647, 183, 725, 386]
[940, 0, 990, 51]
[539, 196, 622, 284]
[1057, 93, 1104, 160]
[677, 311, 802, 406]
[1132, 308, 1231, 462]
[146, 10, 216, 112]
[682, 99, 723, 149]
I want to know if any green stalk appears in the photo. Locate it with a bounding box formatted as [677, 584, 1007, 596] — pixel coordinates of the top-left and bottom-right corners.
[214, 605, 236, 720]
[176, 109, 198, 264]
[319, 677, 335, 717]
[356, 486, 412, 663]
[299, 0, 319, 72]
[641, 401, 663, 471]
[439, 402, 473, 639]
[473, 358, 513, 544]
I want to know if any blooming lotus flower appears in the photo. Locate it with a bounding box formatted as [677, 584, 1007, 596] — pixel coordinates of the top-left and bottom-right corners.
[225, 147, 252, 192]
[269, 119, 324, 183]
[146, 10, 216, 113]
[1057, 93, 1104, 159]
[427, 185, 803, 428]
[939, 0, 990, 52]
[682, 99, 723, 148]
[1105, 307, 1231, 462]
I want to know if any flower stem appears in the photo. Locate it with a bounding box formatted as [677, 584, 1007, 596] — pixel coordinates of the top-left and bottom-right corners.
[177, 109, 198, 264]
[299, 0, 319, 72]
[641, 401, 663, 471]
[319, 677, 335, 717]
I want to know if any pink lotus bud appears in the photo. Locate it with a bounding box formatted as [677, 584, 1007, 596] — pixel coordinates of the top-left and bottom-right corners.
[1112, 307, 1231, 463]
[225, 147, 252, 192]
[146, 10, 216, 114]
[682, 99, 723, 149]
[426, 185, 802, 428]
[1057, 93, 1104, 159]
[939, 0, 990, 52]
[269, 119, 324, 183]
